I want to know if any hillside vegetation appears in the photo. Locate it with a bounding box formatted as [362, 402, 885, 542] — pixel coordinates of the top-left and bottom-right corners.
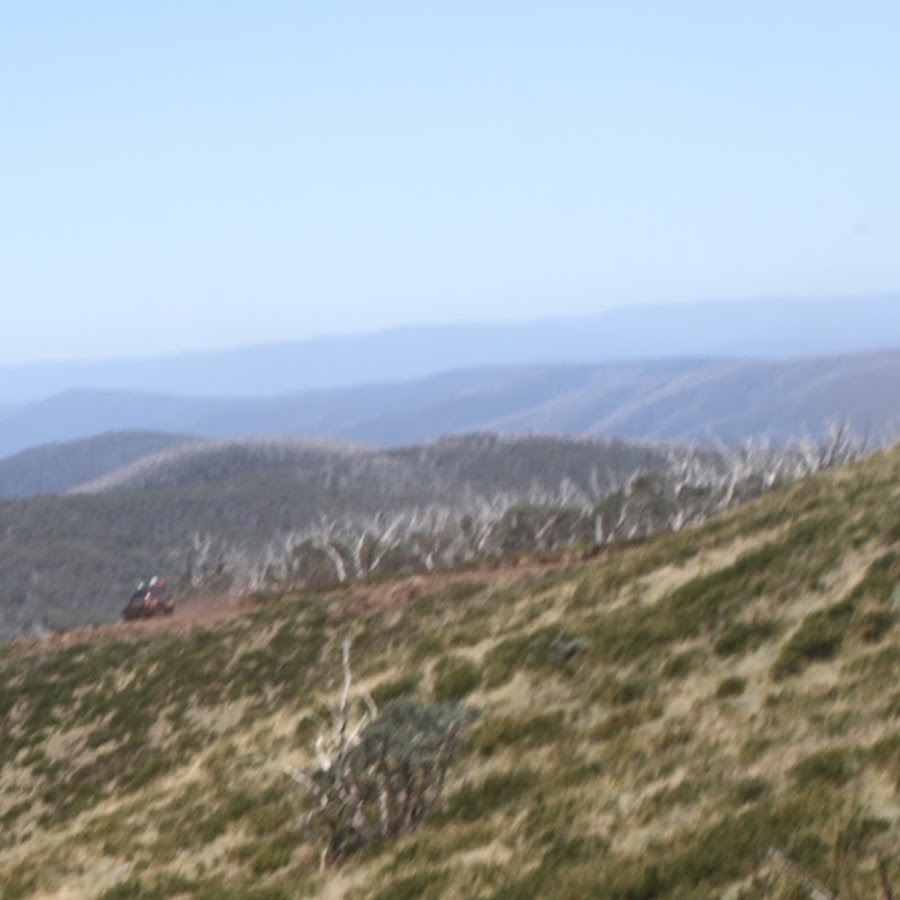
[0, 446, 897, 897]
[0, 434, 692, 636]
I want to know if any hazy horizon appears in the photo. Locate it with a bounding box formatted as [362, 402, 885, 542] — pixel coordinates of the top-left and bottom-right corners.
[1, 292, 898, 369]
[3, 3, 899, 365]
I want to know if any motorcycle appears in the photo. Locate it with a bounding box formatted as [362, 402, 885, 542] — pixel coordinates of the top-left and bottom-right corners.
[122, 586, 175, 620]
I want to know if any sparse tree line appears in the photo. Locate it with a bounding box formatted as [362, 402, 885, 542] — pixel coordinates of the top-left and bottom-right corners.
[0, 425, 872, 635]
[179, 422, 866, 598]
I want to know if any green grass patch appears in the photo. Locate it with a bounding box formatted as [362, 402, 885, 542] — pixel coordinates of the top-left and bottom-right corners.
[732, 776, 770, 805]
[371, 672, 422, 706]
[771, 599, 856, 679]
[475, 711, 566, 756]
[373, 870, 446, 900]
[715, 675, 747, 698]
[714, 618, 782, 657]
[440, 770, 535, 824]
[432, 655, 482, 702]
[483, 626, 589, 688]
[792, 747, 858, 788]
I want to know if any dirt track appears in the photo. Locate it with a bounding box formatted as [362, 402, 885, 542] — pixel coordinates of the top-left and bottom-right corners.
[6, 545, 622, 659]
[7, 592, 255, 658]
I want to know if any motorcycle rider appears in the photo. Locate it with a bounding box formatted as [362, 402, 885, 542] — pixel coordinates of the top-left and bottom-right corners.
[146, 576, 165, 612]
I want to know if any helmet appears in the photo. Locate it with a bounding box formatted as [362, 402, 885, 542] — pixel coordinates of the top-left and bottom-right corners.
[149, 576, 159, 587]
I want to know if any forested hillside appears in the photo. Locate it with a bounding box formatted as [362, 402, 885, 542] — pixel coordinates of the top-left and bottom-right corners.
[0, 435, 684, 636]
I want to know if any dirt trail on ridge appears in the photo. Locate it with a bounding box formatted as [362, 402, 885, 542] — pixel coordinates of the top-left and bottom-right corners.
[8, 592, 253, 657]
[6, 544, 638, 659]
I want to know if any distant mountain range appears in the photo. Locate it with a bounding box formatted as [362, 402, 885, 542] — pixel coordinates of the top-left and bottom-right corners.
[2, 295, 898, 405]
[0, 350, 897, 472]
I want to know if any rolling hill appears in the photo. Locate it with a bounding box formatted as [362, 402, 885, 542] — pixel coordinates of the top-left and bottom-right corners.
[1, 350, 898, 464]
[0, 446, 896, 897]
[0, 432, 194, 499]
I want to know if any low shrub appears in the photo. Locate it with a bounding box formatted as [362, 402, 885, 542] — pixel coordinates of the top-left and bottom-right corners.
[716, 676, 747, 698]
[732, 777, 769, 805]
[771, 600, 856, 680]
[432, 655, 482, 702]
[371, 673, 421, 706]
[661, 649, 698, 680]
[714, 619, 781, 657]
[483, 627, 589, 688]
[313, 697, 478, 861]
[855, 609, 894, 644]
[475, 711, 565, 756]
[589, 707, 644, 741]
[792, 747, 858, 788]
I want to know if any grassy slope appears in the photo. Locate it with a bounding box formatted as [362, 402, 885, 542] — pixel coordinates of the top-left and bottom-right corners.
[0, 449, 897, 898]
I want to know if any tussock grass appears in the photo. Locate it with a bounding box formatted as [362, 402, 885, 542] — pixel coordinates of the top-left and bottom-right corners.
[0, 447, 898, 897]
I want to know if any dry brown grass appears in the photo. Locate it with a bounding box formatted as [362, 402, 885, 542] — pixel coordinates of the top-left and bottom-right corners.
[0, 448, 898, 898]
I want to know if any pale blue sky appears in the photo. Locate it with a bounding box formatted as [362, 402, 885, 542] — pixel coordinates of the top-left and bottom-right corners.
[1, 1, 898, 364]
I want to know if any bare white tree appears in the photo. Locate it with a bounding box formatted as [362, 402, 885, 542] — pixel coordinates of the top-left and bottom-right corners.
[193, 424, 877, 599]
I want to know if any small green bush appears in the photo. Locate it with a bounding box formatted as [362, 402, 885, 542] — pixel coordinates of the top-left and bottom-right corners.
[483, 626, 589, 688]
[590, 707, 644, 741]
[732, 777, 769, 805]
[432, 655, 482, 702]
[868, 733, 900, 787]
[855, 609, 894, 643]
[475, 711, 565, 756]
[661, 649, 698, 680]
[771, 600, 856, 679]
[715, 676, 747, 698]
[609, 677, 652, 706]
[714, 619, 781, 657]
[371, 673, 421, 706]
[314, 698, 478, 861]
[792, 747, 858, 788]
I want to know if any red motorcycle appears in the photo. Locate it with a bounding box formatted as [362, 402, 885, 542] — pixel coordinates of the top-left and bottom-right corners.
[122, 580, 174, 620]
